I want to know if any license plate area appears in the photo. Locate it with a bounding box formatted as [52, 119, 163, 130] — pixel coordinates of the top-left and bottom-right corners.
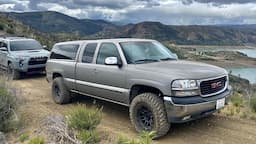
[216, 98, 225, 109]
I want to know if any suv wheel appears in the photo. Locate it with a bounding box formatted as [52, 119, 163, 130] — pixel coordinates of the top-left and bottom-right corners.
[130, 93, 170, 139]
[7, 63, 20, 80]
[52, 77, 71, 104]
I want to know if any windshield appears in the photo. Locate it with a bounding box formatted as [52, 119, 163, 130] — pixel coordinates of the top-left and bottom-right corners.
[120, 41, 177, 64]
[10, 40, 43, 51]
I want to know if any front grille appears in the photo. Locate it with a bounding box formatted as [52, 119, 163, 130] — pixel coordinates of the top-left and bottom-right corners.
[28, 57, 48, 65]
[200, 76, 227, 96]
[28, 67, 45, 72]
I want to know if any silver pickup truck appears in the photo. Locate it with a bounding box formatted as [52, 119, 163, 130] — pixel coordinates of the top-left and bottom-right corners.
[46, 38, 232, 138]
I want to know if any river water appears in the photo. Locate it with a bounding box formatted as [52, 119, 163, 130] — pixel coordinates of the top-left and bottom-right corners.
[238, 49, 256, 58]
[227, 68, 256, 84]
[225, 49, 256, 84]
[198, 48, 256, 84]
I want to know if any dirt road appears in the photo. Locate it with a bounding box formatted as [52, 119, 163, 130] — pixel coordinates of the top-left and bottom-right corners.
[10, 75, 256, 144]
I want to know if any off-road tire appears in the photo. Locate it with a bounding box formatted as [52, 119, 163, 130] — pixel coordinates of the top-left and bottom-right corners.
[130, 93, 170, 139]
[52, 77, 71, 104]
[7, 63, 20, 80]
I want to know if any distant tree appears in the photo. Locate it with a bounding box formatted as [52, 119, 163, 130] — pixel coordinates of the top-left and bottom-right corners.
[0, 23, 4, 30]
[6, 28, 14, 34]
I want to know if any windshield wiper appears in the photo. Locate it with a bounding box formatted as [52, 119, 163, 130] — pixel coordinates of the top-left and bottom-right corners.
[160, 57, 176, 61]
[134, 59, 159, 64]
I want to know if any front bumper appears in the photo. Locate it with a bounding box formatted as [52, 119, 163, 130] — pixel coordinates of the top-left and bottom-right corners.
[164, 86, 232, 123]
[13, 60, 46, 73]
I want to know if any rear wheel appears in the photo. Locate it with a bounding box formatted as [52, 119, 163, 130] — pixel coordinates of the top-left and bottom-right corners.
[129, 93, 170, 139]
[7, 63, 20, 80]
[52, 77, 71, 104]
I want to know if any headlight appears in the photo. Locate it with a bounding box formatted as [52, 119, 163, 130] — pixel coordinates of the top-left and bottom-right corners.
[172, 80, 199, 97]
[15, 56, 28, 61]
[172, 80, 198, 90]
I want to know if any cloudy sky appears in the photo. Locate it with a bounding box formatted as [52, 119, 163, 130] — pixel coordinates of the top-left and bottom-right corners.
[0, 0, 256, 25]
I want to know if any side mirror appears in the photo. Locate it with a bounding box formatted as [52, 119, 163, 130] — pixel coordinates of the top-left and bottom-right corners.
[0, 47, 7, 51]
[105, 57, 122, 67]
[173, 53, 178, 59]
[42, 45, 47, 49]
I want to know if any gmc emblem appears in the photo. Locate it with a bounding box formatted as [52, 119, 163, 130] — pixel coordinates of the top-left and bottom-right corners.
[211, 81, 222, 89]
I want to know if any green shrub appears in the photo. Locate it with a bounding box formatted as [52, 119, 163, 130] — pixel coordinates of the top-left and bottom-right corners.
[250, 97, 256, 113]
[250, 114, 256, 121]
[0, 79, 17, 132]
[117, 136, 130, 144]
[19, 133, 29, 142]
[240, 112, 248, 119]
[117, 131, 155, 144]
[231, 92, 244, 107]
[66, 104, 102, 130]
[6, 28, 14, 34]
[166, 46, 186, 59]
[27, 137, 44, 144]
[117, 136, 139, 144]
[0, 23, 4, 30]
[139, 131, 155, 144]
[77, 130, 100, 144]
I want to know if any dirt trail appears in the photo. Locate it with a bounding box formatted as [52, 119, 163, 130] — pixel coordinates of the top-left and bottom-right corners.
[10, 75, 256, 144]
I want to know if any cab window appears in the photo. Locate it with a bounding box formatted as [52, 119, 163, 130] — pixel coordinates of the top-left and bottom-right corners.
[50, 44, 79, 60]
[0, 42, 7, 48]
[96, 43, 120, 65]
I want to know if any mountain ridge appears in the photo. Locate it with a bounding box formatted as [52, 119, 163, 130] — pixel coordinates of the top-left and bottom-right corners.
[1, 11, 256, 45]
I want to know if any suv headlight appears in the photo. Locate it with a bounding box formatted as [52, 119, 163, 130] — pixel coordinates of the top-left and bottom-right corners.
[15, 56, 29, 61]
[171, 80, 199, 96]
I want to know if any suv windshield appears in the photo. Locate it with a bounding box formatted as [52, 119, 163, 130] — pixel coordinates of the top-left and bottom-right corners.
[10, 40, 43, 51]
[120, 41, 177, 64]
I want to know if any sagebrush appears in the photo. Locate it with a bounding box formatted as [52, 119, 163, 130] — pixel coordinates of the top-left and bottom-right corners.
[250, 96, 256, 112]
[66, 104, 102, 130]
[231, 92, 244, 107]
[27, 137, 45, 144]
[117, 131, 155, 144]
[0, 78, 17, 132]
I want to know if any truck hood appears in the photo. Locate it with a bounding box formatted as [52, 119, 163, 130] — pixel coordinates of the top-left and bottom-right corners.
[134, 60, 227, 80]
[10, 49, 50, 58]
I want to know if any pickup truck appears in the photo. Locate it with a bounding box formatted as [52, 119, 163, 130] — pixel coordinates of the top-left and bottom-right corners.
[46, 38, 232, 138]
[0, 37, 50, 79]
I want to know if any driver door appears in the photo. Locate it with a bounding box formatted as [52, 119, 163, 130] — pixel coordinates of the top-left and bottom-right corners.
[92, 43, 127, 103]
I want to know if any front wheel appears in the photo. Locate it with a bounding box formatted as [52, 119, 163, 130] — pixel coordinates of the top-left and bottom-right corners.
[7, 63, 20, 80]
[52, 77, 71, 104]
[129, 93, 170, 139]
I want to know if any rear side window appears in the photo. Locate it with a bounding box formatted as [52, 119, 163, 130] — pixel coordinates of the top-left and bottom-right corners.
[0, 42, 7, 48]
[82, 43, 97, 63]
[50, 44, 79, 60]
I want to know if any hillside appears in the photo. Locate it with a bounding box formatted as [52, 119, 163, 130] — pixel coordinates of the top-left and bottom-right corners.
[0, 13, 56, 48]
[218, 24, 256, 30]
[3, 11, 115, 35]
[0, 13, 86, 48]
[1, 11, 256, 45]
[96, 22, 255, 45]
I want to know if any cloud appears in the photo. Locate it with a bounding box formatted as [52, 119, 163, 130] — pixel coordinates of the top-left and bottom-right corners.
[182, 0, 256, 5]
[13, 2, 27, 11]
[0, 0, 256, 25]
[194, 0, 256, 4]
[0, 0, 29, 12]
[121, 1, 256, 25]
